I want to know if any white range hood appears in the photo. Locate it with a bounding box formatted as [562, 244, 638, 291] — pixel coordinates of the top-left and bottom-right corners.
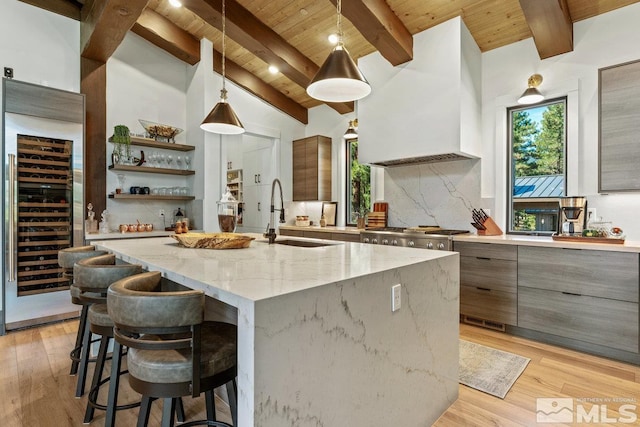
[358, 17, 482, 167]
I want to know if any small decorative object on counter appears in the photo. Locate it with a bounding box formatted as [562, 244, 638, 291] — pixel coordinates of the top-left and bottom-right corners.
[295, 216, 310, 226]
[99, 210, 110, 234]
[320, 214, 327, 227]
[175, 220, 184, 234]
[471, 208, 503, 236]
[173, 207, 185, 228]
[217, 187, 239, 232]
[85, 203, 98, 234]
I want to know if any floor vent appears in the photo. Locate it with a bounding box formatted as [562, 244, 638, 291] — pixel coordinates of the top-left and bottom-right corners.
[462, 315, 506, 332]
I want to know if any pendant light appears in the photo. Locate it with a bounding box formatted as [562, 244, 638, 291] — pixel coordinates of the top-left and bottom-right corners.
[200, 0, 245, 135]
[517, 74, 544, 105]
[306, 0, 371, 103]
[344, 119, 358, 140]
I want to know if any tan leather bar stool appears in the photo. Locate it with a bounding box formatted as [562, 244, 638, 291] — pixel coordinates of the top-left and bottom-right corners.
[74, 254, 143, 426]
[57, 245, 108, 397]
[108, 271, 238, 427]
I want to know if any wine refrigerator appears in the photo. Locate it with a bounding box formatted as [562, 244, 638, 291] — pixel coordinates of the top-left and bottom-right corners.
[2, 78, 85, 333]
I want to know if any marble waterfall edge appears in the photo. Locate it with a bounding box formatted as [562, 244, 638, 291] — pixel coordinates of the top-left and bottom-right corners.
[252, 256, 459, 426]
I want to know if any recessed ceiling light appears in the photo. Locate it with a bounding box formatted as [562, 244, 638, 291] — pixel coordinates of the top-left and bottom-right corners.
[169, 0, 182, 8]
[268, 65, 279, 74]
[328, 34, 339, 45]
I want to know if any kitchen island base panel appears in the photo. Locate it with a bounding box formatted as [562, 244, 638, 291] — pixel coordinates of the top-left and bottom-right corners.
[93, 236, 460, 425]
[250, 259, 460, 426]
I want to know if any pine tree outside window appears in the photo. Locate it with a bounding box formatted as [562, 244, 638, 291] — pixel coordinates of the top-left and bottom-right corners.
[507, 97, 567, 234]
[346, 139, 371, 225]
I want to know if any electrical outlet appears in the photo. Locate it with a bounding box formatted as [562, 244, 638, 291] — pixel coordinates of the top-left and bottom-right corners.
[159, 209, 165, 217]
[4, 67, 13, 79]
[392, 284, 401, 312]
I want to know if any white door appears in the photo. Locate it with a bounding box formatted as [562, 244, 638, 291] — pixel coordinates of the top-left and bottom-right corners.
[242, 185, 272, 233]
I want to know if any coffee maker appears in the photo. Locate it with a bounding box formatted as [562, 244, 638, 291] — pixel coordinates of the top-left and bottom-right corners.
[559, 196, 587, 235]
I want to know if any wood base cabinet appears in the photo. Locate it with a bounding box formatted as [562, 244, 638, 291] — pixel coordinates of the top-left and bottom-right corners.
[455, 242, 517, 325]
[517, 246, 639, 354]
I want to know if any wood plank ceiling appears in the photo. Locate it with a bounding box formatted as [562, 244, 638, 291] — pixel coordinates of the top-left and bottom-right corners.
[20, 0, 640, 123]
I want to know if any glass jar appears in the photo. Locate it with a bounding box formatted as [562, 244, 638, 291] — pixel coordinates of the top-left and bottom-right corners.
[217, 187, 239, 233]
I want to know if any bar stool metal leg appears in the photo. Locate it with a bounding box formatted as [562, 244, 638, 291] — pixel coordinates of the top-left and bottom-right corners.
[75, 317, 92, 397]
[69, 304, 89, 375]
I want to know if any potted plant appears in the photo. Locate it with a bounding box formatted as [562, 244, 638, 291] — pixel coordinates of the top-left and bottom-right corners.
[112, 125, 131, 165]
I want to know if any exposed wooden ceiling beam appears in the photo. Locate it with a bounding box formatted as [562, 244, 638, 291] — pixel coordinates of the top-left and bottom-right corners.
[80, 0, 149, 62]
[181, 0, 353, 115]
[18, 0, 82, 21]
[329, 0, 413, 66]
[519, 0, 573, 59]
[131, 8, 200, 65]
[214, 51, 308, 124]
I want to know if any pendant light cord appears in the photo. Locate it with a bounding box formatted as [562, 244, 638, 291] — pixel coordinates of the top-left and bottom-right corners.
[221, 0, 227, 100]
[337, 0, 343, 46]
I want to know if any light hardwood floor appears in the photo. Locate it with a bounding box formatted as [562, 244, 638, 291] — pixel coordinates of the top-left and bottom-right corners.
[1, 320, 639, 426]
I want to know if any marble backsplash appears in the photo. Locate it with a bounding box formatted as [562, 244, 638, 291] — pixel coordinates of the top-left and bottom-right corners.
[384, 158, 481, 231]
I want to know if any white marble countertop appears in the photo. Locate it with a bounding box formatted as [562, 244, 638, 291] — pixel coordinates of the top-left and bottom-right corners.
[279, 225, 362, 234]
[92, 233, 455, 305]
[453, 233, 640, 253]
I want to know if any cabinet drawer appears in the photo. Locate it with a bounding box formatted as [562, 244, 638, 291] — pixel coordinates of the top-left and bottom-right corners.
[460, 256, 516, 293]
[304, 231, 331, 240]
[280, 229, 303, 237]
[460, 285, 517, 325]
[518, 287, 639, 353]
[331, 232, 360, 242]
[518, 246, 639, 302]
[454, 242, 517, 261]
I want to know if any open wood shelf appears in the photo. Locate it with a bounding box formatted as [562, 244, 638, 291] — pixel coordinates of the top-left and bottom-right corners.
[109, 136, 195, 152]
[108, 193, 195, 201]
[109, 164, 195, 175]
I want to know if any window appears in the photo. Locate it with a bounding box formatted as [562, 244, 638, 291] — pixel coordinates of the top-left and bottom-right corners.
[346, 139, 371, 225]
[507, 97, 567, 234]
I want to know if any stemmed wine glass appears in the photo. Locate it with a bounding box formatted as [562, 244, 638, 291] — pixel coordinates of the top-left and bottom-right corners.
[167, 154, 174, 169]
[184, 155, 191, 170]
[176, 155, 183, 170]
[159, 153, 166, 168]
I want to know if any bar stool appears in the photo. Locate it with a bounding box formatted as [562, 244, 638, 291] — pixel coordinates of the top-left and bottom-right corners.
[74, 254, 143, 426]
[58, 245, 108, 397]
[108, 271, 238, 427]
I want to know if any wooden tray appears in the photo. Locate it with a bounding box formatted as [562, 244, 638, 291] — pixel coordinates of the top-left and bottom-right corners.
[172, 232, 254, 249]
[551, 233, 625, 244]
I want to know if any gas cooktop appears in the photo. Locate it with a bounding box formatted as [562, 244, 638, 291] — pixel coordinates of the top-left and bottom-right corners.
[365, 227, 469, 236]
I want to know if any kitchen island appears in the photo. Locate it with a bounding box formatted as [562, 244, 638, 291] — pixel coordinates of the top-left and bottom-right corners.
[93, 234, 459, 426]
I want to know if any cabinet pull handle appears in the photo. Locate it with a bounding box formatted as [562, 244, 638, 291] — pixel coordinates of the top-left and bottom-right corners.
[254, 174, 258, 184]
[258, 173, 261, 183]
[476, 257, 491, 260]
[258, 202, 261, 211]
[562, 291, 582, 296]
[476, 287, 491, 292]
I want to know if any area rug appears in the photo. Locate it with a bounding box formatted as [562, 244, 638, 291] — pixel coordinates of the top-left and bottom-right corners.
[459, 339, 530, 399]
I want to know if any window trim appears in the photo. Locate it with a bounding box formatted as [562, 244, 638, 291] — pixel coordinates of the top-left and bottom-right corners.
[506, 96, 568, 235]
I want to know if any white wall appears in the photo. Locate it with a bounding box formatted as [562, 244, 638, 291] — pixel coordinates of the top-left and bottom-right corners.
[482, 2, 640, 239]
[106, 32, 190, 230]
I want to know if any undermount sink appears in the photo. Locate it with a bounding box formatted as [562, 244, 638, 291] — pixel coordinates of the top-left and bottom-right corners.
[273, 239, 334, 248]
[276, 239, 334, 248]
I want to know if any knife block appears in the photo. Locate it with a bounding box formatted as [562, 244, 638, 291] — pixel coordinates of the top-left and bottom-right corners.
[477, 216, 503, 236]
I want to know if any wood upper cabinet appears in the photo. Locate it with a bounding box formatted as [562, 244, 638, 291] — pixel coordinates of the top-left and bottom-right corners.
[293, 135, 331, 201]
